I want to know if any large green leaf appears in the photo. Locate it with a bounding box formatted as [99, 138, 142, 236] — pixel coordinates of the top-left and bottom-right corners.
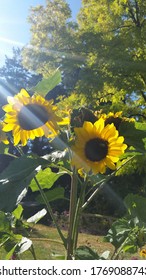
[0, 156, 48, 183]
[119, 122, 146, 152]
[0, 179, 29, 212]
[36, 187, 65, 203]
[0, 156, 48, 212]
[105, 218, 133, 249]
[31, 69, 62, 97]
[30, 167, 67, 192]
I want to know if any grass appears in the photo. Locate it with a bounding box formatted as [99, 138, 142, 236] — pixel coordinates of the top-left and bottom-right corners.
[0, 223, 142, 260]
[22, 224, 115, 260]
[0, 223, 114, 260]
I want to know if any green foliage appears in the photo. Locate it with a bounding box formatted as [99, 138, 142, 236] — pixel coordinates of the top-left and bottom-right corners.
[22, 0, 79, 92]
[119, 121, 146, 152]
[30, 167, 67, 191]
[125, 194, 146, 224]
[22, 0, 146, 119]
[13, 204, 23, 220]
[0, 210, 31, 259]
[0, 156, 48, 212]
[105, 194, 146, 256]
[75, 246, 101, 260]
[0, 156, 48, 183]
[57, 92, 88, 111]
[31, 69, 62, 97]
[36, 187, 65, 203]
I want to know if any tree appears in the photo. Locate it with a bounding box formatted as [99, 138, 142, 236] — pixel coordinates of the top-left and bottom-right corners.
[0, 47, 41, 117]
[0, 47, 41, 93]
[77, 0, 146, 117]
[22, 0, 81, 92]
[22, 0, 146, 118]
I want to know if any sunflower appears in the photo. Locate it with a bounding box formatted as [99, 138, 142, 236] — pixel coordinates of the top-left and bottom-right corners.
[101, 111, 135, 130]
[0, 121, 9, 144]
[140, 249, 146, 258]
[2, 89, 62, 146]
[71, 118, 127, 174]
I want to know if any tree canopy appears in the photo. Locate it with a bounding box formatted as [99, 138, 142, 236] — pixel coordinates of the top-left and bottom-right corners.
[77, 0, 146, 116]
[21, 0, 146, 120]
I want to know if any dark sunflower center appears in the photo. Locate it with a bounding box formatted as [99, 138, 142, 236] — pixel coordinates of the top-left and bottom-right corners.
[18, 104, 49, 130]
[105, 117, 122, 130]
[85, 138, 108, 162]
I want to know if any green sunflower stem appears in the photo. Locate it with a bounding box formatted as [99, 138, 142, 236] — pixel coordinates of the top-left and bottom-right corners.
[67, 168, 87, 259]
[33, 176, 67, 249]
[67, 166, 78, 260]
[72, 181, 86, 252]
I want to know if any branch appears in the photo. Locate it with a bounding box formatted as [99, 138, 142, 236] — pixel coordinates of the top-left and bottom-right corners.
[127, 0, 140, 27]
[141, 91, 146, 102]
[135, 0, 141, 27]
[129, 113, 146, 120]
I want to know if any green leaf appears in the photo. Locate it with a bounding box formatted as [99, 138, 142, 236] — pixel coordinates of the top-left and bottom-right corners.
[27, 208, 47, 224]
[0, 180, 28, 212]
[36, 187, 65, 203]
[122, 244, 137, 253]
[5, 244, 18, 260]
[13, 204, 23, 220]
[104, 218, 133, 249]
[0, 212, 11, 234]
[0, 156, 48, 183]
[0, 156, 48, 212]
[30, 167, 66, 192]
[31, 69, 62, 97]
[75, 246, 100, 260]
[119, 122, 146, 152]
[124, 194, 146, 224]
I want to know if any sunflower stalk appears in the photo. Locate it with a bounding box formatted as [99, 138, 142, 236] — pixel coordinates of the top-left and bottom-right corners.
[72, 180, 87, 252]
[67, 166, 78, 259]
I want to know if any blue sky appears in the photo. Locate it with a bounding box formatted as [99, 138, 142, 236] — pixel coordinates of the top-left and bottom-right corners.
[0, 0, 81, 65]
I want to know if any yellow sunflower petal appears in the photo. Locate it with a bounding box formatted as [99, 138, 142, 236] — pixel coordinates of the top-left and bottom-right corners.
[102, 124, 118, 140]
[34, 127, 44, 137]
[2, 104, 13, 113]
[98, 161, 106, 174]
[3, 123, 15, 132]
[2, 139, 9, 144]
[94, 118, 104, 133]
[58, 117, 70, 125]
[19, 89, 30, 97]
[20, 131, 28, 146]
[83, 121, 94, 133]
[13, 132, 21, 146]
[74, 127, 89, 140]
[105, 157, 116, 170]
[108, 155, 121, 162]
